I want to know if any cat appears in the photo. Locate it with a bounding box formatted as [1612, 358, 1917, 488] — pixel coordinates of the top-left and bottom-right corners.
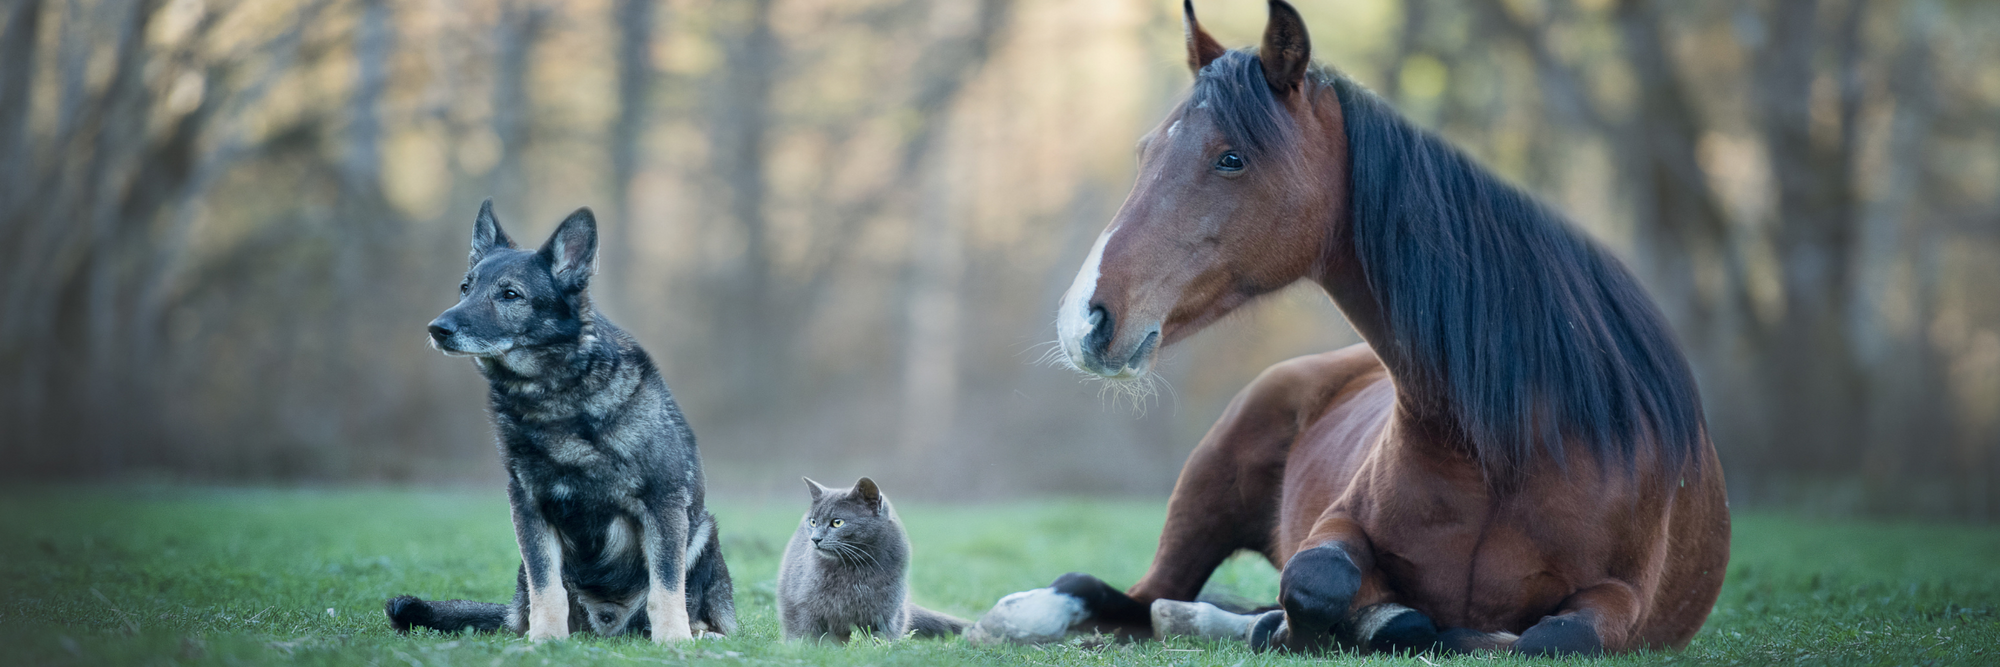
[777, 477, 968, 642]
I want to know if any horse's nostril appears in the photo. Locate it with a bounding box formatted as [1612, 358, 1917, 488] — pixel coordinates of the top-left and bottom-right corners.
[1083, 306, 1115, 359]
[427, 323, 453, 340]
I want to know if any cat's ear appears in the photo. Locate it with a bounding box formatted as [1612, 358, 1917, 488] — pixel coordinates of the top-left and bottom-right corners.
[854, 477, 882, 514]
[804, 476, 827, 501]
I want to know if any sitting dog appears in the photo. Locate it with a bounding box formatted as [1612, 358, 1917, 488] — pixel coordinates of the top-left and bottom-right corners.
[386, 201, 735, 642]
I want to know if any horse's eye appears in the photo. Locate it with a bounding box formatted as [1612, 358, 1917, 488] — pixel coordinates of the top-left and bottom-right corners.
[1215, 151, 1245, 172]
[500, 289, 521, 301]
[830, 519, 844, 528]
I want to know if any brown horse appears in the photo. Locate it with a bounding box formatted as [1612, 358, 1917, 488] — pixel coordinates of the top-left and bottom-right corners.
[967, 0, 1728, 657]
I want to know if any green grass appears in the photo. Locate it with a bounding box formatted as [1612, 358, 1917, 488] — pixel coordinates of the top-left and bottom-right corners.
[1, 488, 1995, 665]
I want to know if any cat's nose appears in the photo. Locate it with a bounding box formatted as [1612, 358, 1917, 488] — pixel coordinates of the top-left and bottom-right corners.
[811, 537, 822, 545]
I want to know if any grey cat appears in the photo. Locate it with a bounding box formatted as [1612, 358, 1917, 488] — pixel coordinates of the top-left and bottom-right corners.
[777, 477, 969, 642]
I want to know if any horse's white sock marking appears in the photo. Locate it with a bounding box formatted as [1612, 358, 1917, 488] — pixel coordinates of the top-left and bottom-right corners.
[1150, 599, 1256, 640]
[965, 587, 1088, 645]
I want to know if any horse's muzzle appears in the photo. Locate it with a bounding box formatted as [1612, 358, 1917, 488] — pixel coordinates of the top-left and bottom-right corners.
[1071, 307, 1159, 378]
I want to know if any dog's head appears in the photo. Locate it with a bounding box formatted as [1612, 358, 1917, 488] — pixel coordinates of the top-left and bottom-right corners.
[427, 200, 597, 359]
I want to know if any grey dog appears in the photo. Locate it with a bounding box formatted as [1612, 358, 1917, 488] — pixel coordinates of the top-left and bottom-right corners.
[385, 201, 735, 642]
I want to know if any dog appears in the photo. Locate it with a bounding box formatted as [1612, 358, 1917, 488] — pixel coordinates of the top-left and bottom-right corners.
[385, 200, 735, 642]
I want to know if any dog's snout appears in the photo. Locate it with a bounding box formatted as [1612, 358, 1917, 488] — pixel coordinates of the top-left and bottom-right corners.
[427, 321, 454, 342]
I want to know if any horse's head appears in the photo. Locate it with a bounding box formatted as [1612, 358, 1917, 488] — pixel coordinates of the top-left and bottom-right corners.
[1057, 0, 1345, 379]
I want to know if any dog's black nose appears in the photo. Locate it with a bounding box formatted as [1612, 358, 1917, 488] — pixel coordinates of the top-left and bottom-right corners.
[427, 322, 454, 341]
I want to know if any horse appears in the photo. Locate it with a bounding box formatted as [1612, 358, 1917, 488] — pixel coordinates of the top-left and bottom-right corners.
[967, 0, 1729, 657]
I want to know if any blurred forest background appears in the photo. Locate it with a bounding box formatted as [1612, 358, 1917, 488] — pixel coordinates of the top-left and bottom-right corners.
[1, 0, 1995, 518]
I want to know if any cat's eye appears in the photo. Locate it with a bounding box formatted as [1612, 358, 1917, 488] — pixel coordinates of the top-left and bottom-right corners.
[808, 519, 816, 526]
[830, 519, 844, 528]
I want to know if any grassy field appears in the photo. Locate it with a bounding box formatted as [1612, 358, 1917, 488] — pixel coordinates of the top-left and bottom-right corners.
[1, 487, 1995, 666]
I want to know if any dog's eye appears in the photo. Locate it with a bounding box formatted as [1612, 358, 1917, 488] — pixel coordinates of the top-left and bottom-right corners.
[499, 289, 521, 301]
[830, 519, 844, 528]
[459, 281, 470, 295]
[1214, 151, 1244, 172]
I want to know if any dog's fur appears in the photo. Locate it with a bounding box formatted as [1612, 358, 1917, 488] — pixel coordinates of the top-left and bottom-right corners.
[386, 201, 735, 642]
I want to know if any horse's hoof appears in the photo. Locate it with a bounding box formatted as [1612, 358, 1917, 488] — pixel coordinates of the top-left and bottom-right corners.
[1278, 543, 1361, 635]
[1150, 599, 1254, 640]
[1247, 610, 1287, 652]
[1349, 603, 1439, 653]
[965, 587, 1088, 645]
[1514, 615, 1601, 657]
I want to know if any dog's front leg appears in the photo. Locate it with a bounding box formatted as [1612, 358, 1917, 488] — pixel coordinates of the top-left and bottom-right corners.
[640, 499, 694, 643]
[511, 479, 570, 641]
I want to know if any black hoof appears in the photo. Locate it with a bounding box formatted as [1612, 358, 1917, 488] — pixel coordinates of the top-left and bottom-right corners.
[1514, 614, 1603, 657]
[384, 595, 428, 633]
[1361, 606, 1439, 654]
[1248, 610, 1287, 653]
[1271, 542, 1360, 651]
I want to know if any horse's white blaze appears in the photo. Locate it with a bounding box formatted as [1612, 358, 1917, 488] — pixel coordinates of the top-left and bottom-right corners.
[1056, 226, 1116, 369]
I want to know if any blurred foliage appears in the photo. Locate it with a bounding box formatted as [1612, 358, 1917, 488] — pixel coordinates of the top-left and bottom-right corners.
[0, 0, 1996, 517]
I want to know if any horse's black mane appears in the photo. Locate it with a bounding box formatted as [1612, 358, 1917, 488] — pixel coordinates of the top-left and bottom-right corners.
[1192, 50, 1707, 484]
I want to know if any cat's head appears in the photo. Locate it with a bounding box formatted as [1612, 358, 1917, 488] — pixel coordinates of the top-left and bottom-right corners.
[800, 476, 898, 565]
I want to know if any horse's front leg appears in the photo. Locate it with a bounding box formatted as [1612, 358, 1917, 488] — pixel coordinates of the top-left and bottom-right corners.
[1252, 514, 1441, 654]
[966, 374, 1295, 645]
[1512, 580, 1640, 656]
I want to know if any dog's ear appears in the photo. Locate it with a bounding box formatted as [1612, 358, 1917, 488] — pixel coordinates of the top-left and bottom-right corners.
[854, 477, 882, 514]
[804, 476, 826, 501]
[471, 199, 515, 269]
[539, 208, 598, 291]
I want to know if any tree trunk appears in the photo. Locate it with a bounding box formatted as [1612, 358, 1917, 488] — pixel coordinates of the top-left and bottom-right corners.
[606, 0, 655, 306]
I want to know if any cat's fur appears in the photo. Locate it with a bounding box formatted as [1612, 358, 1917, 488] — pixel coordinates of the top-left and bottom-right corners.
[777, 477, 968, 642]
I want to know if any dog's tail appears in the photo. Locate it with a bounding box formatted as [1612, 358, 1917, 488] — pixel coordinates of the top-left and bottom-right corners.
[385, 595, 510, 634]
[683, 510, 738, 636]
[906, 604, 971, 638]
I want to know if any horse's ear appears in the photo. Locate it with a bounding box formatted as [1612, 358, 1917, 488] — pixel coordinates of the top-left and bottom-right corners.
[471, 199, 515, 269]
[1184, 0, 1225, 75]
[538, 207, 598, 291]
[1259, 0, 1311, 94]
[804, 476, 826, 501]
[854, 477, 882, 513]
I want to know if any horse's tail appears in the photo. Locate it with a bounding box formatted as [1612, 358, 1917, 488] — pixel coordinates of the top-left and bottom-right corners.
[906, 604, 971, 638]
[384, 595, 511, 634]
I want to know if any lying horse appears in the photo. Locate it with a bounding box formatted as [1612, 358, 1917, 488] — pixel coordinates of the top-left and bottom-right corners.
[968, 0, 1728, 657]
